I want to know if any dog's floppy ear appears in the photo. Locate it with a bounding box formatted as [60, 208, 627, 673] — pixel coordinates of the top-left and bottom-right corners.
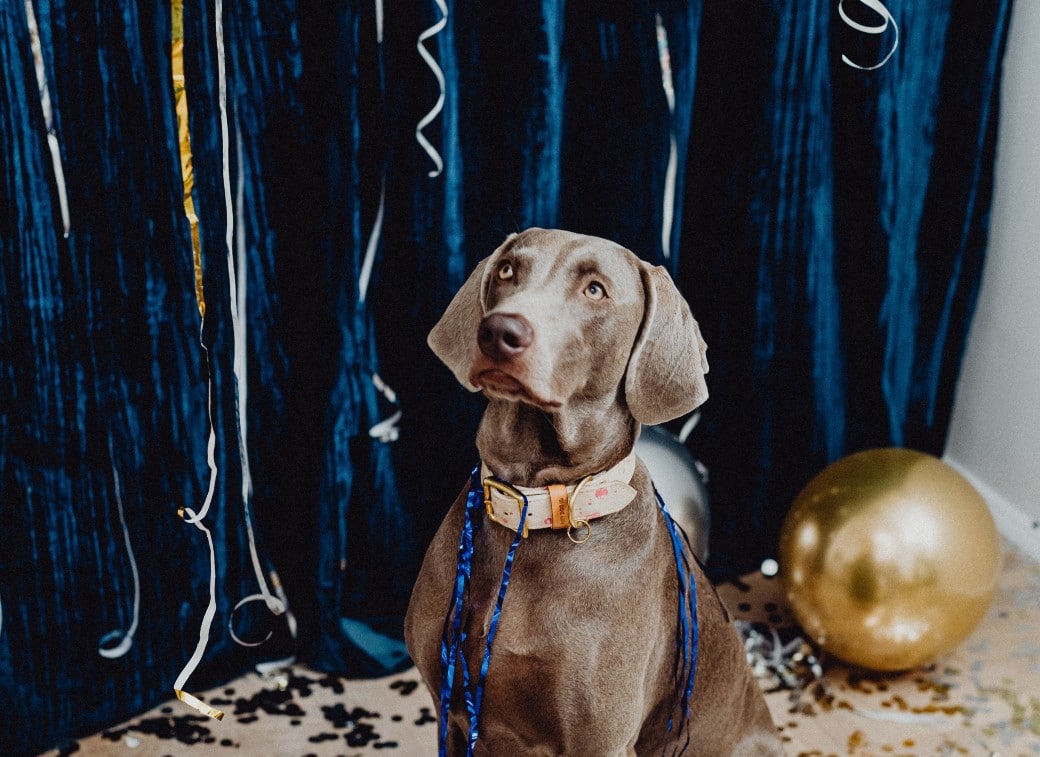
[624, 263, 709, 425]
[427, 256, 492, 391]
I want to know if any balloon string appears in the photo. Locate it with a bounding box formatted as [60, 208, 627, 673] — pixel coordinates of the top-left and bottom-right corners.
[98, 433, 141, 659]
[415, 0, 448, 178]
[24, 0, 70, 237]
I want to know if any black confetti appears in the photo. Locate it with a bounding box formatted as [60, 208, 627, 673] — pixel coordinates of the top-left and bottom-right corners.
[102, 714, 215, 746]
[54, 740, 80, 756]
[414, 707, 437, 726]
[389, 679, 418, 696]
[344, 722, 380, 747]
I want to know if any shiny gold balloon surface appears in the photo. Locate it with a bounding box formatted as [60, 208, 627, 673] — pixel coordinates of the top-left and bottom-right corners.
[779, 448, 1000, 671]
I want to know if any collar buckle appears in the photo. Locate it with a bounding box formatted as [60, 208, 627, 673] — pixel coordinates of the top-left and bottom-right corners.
[482, 478, 530, 538]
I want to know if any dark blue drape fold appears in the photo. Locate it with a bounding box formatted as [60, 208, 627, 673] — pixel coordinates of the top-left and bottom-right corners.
[1, 1, 1013, 753]
[681, 1, 1011, 574]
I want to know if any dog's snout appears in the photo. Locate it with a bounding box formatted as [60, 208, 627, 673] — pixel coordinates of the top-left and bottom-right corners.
[478, 313, 533, 361]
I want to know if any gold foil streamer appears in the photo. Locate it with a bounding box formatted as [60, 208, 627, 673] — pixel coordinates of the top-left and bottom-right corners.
[170, 0, 222, 721]
[172, 0, 205, 319]
[175, 689, 225, 721]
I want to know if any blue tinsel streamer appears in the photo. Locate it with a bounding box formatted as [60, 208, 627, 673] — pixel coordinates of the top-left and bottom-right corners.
[656, 488, 699, 755]
[437, 469, 529, 757]
[436, 472, 697, 755]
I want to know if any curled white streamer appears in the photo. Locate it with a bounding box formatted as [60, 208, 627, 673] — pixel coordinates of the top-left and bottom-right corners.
[368, 372, 401, 442]
[218, 0, 283, 626]
[253, 570, 298, 675]
[415, 0, 448, 178]
[173, 503, 219, 693]
[98, 441, 141, 660]
[655, 13, 677, 261]
[24, 0, 70, 237]
[228, 594, 275, 647]
[369, 410, 402, 443]
[172, 346, 221, 711]
[171, 1, 225, 716]
[839, 0, 899, 71]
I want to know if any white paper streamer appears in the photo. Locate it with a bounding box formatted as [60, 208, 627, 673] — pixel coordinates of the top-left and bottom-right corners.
[218, 0, 284, 625]
[415, 0, 448, 177]
[655, 14, 677, 261]
[173, 494, 223, 721]
[173, 358, 222, 718]
[368, 372, 401, 442]
[24, 0, 70, 237]
[181, 376, 220, 528]
[169, 0, 223, 718]
[358, 177, 386, 305]
[98, 436, 141, 659]
[676, 410, 701, 445]
[839, 0, 899, 71]
[251, 570, 297, 675]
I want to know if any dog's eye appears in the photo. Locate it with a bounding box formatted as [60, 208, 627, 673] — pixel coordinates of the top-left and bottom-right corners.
[497, 262, 514, 281]
[584, 281, 606, 300]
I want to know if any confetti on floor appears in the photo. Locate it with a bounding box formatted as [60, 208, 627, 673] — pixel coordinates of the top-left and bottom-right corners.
[47, 541, 1039, 756]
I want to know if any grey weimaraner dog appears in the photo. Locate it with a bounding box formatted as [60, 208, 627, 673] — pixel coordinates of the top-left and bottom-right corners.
[405, 229, 781, 755]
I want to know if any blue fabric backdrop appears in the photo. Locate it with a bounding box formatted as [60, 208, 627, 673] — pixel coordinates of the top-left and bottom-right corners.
[0, 1, 1012, 754]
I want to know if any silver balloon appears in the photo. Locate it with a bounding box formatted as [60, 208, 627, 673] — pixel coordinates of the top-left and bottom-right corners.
[636, 424, 710, 561]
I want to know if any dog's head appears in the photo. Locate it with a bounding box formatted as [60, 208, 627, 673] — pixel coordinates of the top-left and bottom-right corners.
[428, 228, 708, 425]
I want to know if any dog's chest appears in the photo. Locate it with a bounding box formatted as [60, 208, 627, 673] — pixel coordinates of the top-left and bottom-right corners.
[454, 515, 670, 658]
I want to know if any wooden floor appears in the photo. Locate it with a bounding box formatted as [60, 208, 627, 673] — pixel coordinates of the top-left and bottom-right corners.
[47, 541, 1040, 756]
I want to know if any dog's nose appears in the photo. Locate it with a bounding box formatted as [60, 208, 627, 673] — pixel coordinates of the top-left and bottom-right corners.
[478, 313, 533, 361]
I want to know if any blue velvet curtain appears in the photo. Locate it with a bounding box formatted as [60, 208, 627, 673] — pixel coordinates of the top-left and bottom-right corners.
[0, 1, 1012, 754]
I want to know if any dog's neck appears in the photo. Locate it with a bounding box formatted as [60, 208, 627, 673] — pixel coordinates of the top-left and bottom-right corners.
[476, 392, 638, 487]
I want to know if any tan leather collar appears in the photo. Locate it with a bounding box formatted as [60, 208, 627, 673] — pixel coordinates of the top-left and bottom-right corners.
[480, 452, 638, 542]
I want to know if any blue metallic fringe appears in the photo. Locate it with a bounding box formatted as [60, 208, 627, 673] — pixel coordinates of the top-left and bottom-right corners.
[436, 471, 699, 755]
[656, 488, 699, 755]
[437, 468, 529, 757]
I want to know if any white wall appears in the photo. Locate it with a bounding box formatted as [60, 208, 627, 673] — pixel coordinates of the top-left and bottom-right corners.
[945, 0, 1040, 562]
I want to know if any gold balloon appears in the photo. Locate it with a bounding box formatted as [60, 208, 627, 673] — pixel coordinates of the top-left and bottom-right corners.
[779, 448, 1000, 671]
